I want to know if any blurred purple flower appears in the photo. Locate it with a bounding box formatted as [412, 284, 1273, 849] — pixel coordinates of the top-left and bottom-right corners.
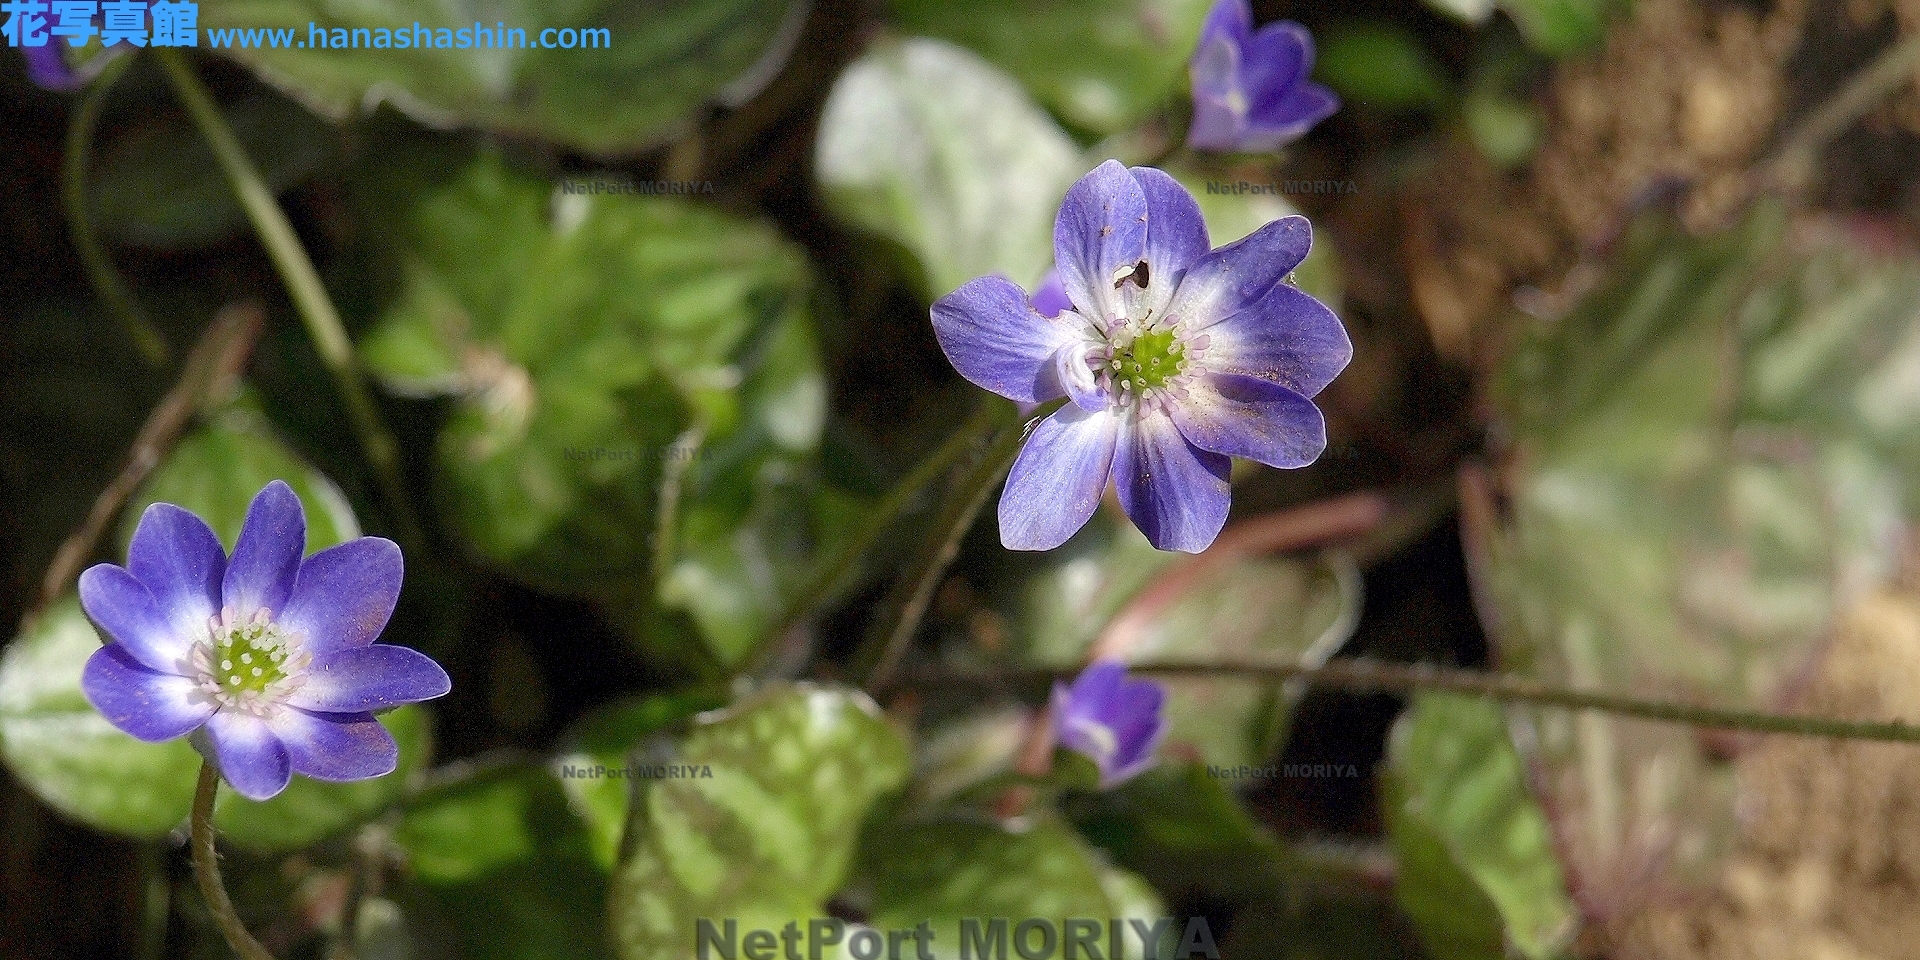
[1186, 0, 1339, 153]
[21, 44, 86, 92]
[79, 481, 449, 801]
[1052, 661, 1164, 788]
[931, 160, 1350, 552]
[1030, 268, 1071, 319]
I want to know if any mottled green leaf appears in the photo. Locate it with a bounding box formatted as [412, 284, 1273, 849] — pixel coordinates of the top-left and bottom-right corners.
[816, 37, 1085, 297]
[1384, 694, 1576, 960]
[213, 706, 431, 852]
[0, 597, 200, 836]
[356, 153, 842, 664]
[865, 817, 1166, 960]
[554, 691, 727, 868]
[1478, 205, 1920, 916]
[198, 0, 805, 153]
[887, 0, 1213, 134]
[610, 684, 910, 960]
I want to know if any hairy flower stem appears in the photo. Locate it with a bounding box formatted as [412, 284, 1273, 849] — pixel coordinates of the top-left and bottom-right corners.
[857, 400, 1062, 688]
[190, 762, 278, 960]
[64, 53, 168, 368]
[154, 50, 421, 549]
[899, 659, 1920, 746]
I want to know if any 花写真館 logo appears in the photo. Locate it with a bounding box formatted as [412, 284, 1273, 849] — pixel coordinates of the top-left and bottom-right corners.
[3, 3, 610, 50]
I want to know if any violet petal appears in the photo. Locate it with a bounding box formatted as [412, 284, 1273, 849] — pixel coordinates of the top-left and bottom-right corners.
[81, 645, 215, 742]
[278, 536, 403, 658]
[1113, 411, 1230, 553]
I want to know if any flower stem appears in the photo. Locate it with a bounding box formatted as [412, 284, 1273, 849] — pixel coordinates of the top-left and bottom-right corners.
[154, 49, 422, 549]
[190, 762, 277, 960]
[754, 400, 1001, 673]
[64, 52, 168, 368]
[894, 658, 1920, 746]
[856, 399, 1053, 688]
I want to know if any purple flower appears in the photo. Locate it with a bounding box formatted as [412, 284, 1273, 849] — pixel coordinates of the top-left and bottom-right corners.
[1030, 268, 1071, 320]
[1186, 0, 1339, 153]
[931, 161, 1351, 552]
[1052, 661, 1165, 788]
[20, 44, 85, 92]
[78, 481, 450, 801]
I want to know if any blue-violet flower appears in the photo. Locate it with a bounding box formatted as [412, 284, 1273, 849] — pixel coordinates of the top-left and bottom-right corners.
[21, 43, 85, 92]
[931, 160, 1351, 552]
[1186, 0, 1338, 153]
[1052, 661, 1165, 788]
[79, 480, 450, 800]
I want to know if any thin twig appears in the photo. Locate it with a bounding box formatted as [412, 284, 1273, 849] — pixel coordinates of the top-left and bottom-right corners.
[33, 303, 264, 616]
[855, 401, 1042, 688]
[750, 400, 1002, 679]
[190, 763, 278, 960]
[898, 658, 1920, 746]
[154, 49, 422, 550]
[1759, 33, 1920, 195]
[63, 53, 168, 368]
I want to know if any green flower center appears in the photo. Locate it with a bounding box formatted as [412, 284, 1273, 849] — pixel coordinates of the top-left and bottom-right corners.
[1109, 327, 1185, 393]
[212, 618, 294, 696]
[190, 608, 309, 712]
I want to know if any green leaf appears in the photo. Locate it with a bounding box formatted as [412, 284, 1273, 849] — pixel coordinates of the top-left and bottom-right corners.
[1478, 204, 1920, 914]
[1316, 24, 1450, 110]
[357, 153, 842, 665]
[212, 706, 432, 852]
[865, 817, 1166, 960]
[197, 0, 806, 153]
[609, 684, 910, 960]
[121, 405, 362, 554]
[1464, 90, 1543, 169]
[887, 0, 1213, 135]
[816, 36, 1085, 297]
[91, 92, 332, 249]
[0, 597, 200, 836]
[1500, 0, 1624, 56]
[553, 691, 727, 868]
[1384, 694, 1577, 960]
[1067, 762, 1291, 903]
[394, 762, 608, 960]
[1020, 518, 1361, 768]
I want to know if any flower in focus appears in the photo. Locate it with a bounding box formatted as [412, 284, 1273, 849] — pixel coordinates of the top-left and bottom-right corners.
[79, 481, 450, 800]
[1186, 0, 1338, 153]
[931, 160, 1351, 552]
[1051, 661, 1165, 788]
